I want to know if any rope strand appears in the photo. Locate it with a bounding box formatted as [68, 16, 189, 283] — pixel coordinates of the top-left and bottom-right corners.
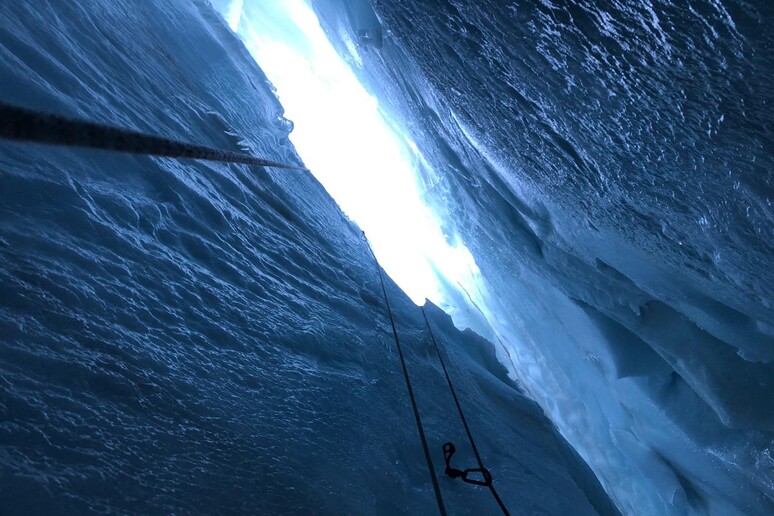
[0, 102, 308, 171]
[364, 235, 447, 516]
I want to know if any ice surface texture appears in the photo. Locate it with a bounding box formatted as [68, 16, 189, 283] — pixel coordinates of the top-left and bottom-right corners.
[310, 0, 774, 514]
[0, 1, 614, 514]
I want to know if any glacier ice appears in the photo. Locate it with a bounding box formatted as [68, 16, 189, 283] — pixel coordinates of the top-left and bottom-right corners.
[1, 0, 772, 514]
[304, 0, 774, 514]
[0, 0, 618, 514]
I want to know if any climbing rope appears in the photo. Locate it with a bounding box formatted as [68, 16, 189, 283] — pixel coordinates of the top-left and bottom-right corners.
[362, 231, 510, 515]
[363, 233, 447, 516]
[0, 102, 308, 171]
[422, 307, 511, 515]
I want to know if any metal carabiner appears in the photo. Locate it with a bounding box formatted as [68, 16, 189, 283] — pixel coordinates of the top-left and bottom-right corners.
[442, 442, 493, 487]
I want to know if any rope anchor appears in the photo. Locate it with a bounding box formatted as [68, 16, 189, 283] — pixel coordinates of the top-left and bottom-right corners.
[423, 308, 510, 515]
[442, 442, 493, 487]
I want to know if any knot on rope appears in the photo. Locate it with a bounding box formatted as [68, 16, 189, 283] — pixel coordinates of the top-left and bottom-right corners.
[442, 442, 493, 487]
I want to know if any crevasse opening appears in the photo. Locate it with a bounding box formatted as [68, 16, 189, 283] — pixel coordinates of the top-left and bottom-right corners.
[225, 0, 490, 329]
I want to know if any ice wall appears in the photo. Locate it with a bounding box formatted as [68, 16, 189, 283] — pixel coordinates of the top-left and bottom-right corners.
[0, 1, 616, 514]
[308, 0, 774, 514]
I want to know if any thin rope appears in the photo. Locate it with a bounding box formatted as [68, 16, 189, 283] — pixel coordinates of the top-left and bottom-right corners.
[422, 306, 510, 516]
[0, 102, 308, 171]
[363, 235, 447, 516]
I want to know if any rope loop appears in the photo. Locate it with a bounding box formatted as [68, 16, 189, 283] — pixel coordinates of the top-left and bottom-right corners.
[442, 442, 493, 487]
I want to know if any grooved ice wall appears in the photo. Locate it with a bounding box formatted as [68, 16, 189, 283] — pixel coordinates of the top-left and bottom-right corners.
[0, 1, 616, 514]
[307, 0, 774, 514]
